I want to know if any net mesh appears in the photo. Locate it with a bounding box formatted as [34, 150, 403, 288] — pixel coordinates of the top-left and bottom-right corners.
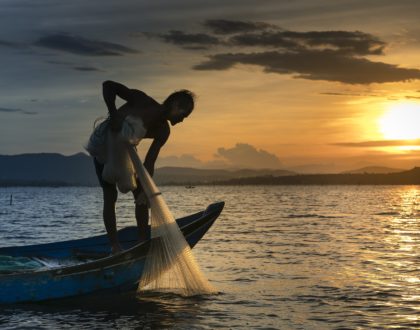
[128, 147, 217, 296]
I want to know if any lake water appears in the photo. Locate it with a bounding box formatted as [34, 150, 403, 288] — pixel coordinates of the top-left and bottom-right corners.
[0, 185, 419, 329]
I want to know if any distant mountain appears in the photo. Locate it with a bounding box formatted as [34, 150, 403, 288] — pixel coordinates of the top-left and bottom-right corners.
[0, 153, 295, 186]
[3, 153, 416, 186]
[286, 163, 340, 174]
[342, 166, 405, 174]
[0, 153, 97, 186]
[213, 167, 420, 185]
[155, 167, 295, 184]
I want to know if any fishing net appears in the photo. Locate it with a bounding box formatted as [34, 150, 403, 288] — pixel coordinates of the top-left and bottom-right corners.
[0, 256, 44, 274]
[128, 147, 217, 296]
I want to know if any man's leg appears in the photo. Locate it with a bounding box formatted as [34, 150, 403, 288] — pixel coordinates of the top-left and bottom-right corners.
[133, 186, 150, 241]
[103, 185, 122, 253]
[94, 158, 122, 254]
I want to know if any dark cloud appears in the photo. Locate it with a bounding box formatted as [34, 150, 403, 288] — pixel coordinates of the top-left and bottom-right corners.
[288, 30, 385, 55]
[46, 59, 102, 72]
[73, 66, 102, 72]
[320, 92, 380, 97]
[320, 92, 363, 96]
[169, 20, 385, 56]
[154, 19, 420, 84]
[230, 31, 299, 50]
[0, 107, 22, 113]
[0, 107, 37, 115]
[194, 50, 420, 84]
[215, 143, 282, 169]
[229, 30, 385, 55]
[0, 40, 23, 49]
[334, 140, 420, 147]
[47, 60, 73, 65]
[35, 34, 138, 56]
[203, 19, 278, 35]
[159, 30, 221, 49]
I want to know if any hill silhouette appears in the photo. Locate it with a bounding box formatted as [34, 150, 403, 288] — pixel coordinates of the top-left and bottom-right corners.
[0, 153, 294, 186]
[342, 166, 404, 174]
[156, 166, 295, 184]
[0, 153, 97, 186]
[0, 153, 418, 186]
[213, 167, 420, 185]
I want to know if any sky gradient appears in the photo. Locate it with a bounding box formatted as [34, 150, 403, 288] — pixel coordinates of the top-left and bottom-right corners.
[1, 0, 420, 172]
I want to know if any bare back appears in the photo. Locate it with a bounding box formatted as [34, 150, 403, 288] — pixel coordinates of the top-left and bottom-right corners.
[117, 90, 165, 129]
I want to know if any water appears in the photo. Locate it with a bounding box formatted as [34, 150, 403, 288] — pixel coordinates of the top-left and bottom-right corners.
[0, 185, 419, 329]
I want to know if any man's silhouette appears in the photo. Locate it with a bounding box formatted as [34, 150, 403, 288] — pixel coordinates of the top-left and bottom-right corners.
[88, 80, 195, 253]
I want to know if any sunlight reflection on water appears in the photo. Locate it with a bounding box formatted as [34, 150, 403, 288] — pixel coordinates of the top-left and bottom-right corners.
[0, 185, 418, 329]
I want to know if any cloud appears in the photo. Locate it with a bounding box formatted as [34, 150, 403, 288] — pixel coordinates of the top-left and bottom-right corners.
[46, 59, 102, 72]
[229, 30, 385, 55]
[203, 19, 278, 35]
[194, 50, 420, 84]
[35, 34, 138, 56]
[156, 144, 282, 169]
[333, 139, 420, 147]
[155, 19, 420, 84]
[47, 60, 72, 65]
[0, 107, 37, 115]
[0, 39, 24, 49]
[320, 92, 370, 97]
[215, 143, 282, 169]
[0, 107, 22, 113]
[320, 91, 383, 97]
[157, 154, 206, 168]
[159, 30, 221, 49]
[73, 66, 102, 72]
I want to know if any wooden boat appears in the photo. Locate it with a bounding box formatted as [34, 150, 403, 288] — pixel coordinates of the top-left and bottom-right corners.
[0, 201, 224, 304]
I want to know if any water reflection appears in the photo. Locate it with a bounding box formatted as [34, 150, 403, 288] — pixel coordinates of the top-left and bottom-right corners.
[0, 292, 213, 329]
[364, 187, 419, 325]
[1, 185, 419, 329]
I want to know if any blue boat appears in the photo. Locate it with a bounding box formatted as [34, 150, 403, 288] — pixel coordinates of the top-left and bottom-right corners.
[0, 202, 224, 304]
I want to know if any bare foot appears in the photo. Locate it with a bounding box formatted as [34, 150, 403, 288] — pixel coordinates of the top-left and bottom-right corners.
[138, 233, 148, 242]
[138, 227, 151, 243]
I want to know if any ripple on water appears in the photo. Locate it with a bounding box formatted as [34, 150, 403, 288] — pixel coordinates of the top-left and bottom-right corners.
[0, 185, 418, 329]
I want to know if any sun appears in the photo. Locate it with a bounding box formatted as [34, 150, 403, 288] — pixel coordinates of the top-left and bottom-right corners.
[379, 102, 420, 140]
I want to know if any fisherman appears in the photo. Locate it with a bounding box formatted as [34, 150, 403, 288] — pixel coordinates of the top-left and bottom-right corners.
[86, 80, 195, 254]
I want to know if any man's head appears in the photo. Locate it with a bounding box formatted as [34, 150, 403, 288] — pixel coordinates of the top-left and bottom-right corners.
[163, 90, 195, 125]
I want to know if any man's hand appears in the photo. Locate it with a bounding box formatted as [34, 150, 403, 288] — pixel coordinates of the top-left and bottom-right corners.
[135, 191, 150, 207]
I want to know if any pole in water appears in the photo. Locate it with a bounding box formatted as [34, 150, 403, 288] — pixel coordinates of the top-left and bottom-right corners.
[10, 194, 12, 206]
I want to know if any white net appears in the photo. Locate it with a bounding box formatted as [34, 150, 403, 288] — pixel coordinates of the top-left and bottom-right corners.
[128, 147, 217, 296]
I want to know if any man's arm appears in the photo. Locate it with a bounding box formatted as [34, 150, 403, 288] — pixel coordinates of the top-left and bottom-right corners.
[144, 126, 170, 176]
[134, 139, 164, 205]
[102, 80, 140, 130]
[143, 140, 162, 177]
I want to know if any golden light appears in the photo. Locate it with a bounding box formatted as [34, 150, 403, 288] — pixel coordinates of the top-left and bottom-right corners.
[379, 102, 420, 140]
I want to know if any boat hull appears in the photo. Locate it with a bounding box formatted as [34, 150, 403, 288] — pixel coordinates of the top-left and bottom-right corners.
[0, 202, 224, 304]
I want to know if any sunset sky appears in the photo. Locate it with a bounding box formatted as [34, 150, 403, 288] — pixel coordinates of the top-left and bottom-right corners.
[1, 0, 420, 172]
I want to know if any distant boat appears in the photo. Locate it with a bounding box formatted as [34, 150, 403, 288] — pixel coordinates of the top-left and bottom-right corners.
[0, 202, 224, 304]
[185, 185, 196, 189]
